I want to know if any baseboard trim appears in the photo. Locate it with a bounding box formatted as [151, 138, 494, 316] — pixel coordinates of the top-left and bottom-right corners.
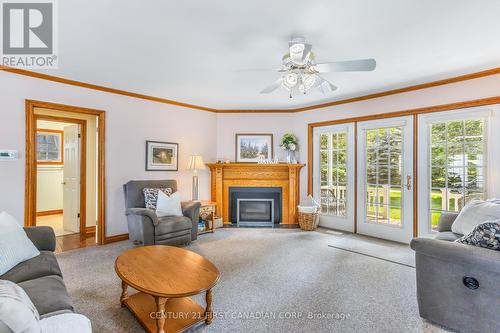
[36, 209, 63, 217]
[85, 226, 96, 237]
[104, 233, 129, 244]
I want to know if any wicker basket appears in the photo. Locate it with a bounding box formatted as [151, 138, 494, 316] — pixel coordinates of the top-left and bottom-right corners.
[297, 207, 320, 231]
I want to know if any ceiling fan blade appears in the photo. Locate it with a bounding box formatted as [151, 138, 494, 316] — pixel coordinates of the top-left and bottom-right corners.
[315, 58, 376, 72]
[314, 75, 337, 93]
[235, 68, 282, 72]
[260, 77, 283, 94]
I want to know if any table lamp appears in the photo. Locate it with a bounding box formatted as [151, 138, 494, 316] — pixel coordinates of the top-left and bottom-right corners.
[187, 155, 205, 201]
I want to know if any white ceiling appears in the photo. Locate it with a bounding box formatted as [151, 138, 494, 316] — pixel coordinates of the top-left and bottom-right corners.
[37, 0, 500, 109]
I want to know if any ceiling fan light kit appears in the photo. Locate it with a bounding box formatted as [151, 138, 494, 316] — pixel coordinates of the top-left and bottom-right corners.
[259, 37, 377, 98]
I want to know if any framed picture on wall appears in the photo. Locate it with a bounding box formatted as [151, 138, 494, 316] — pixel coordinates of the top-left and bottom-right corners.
[235, 133, 273, 163]
[145, 141, 178, 171]
[37, 129, 63, 164]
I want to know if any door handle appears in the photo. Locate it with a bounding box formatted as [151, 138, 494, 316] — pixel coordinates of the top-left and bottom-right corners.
[61, 182, 66, 185]
[406, 175, 412, 190]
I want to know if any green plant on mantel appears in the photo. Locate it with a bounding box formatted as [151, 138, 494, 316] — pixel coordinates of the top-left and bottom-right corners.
[280, 133, 298, 151]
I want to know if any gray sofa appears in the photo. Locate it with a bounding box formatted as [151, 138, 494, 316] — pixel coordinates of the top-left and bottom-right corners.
[123, 180, 201, 246]
[410, 213, 500, 333]
[0, 226, 74, 318]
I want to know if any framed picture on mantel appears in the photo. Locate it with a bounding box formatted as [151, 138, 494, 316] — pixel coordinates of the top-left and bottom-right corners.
[145, 141, 178, 171]
[235, 133, 273, 163]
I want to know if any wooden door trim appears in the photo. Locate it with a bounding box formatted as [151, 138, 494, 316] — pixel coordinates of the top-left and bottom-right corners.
[34, 114, 87, 238]
[307, 95, 500, 236]
[25, 100, 106, 245]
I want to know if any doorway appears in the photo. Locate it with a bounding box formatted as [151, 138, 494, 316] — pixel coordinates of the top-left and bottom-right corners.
[25, 100, 106, 247]
[35, 118, 87, 238]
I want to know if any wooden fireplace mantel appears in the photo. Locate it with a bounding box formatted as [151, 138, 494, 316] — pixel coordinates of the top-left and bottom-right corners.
[206, 163, 305, 225]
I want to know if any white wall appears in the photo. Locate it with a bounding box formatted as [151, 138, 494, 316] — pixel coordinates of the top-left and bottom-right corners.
[216, 113, 295, 162]
[0, 71, 217, 237]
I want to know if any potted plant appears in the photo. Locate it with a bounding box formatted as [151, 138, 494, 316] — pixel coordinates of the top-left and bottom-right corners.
[280, 133, 298, 163]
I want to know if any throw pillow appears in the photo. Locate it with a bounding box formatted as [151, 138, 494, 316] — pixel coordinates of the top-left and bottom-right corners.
[0, 212, 40, 276]
[455, 221, 500, 251]
[143, 187, 172, 209]
[156, 191, 183, 217]
[0, 280, 40, 333]
[40, 313, 92, 333]
[451, 199, 500, 235]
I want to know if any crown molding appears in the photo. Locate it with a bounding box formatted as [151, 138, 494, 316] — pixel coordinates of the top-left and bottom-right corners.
[2, 65, 500, 113]
[0, 66, 217, 112]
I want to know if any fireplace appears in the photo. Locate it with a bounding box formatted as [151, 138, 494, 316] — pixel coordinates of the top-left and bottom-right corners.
[229, 187, 281, 226]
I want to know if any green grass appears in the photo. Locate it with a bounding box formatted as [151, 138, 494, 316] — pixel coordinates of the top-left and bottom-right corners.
[368, 189, 445, 228]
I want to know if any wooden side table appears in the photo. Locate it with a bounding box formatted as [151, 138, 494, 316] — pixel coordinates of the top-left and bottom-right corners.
[198, 201, 216, 235]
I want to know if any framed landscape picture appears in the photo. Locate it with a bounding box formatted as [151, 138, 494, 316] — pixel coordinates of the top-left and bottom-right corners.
[146, 141, 178, 171]
[235, 133, 273, 163]
[36, 129, 63, 164]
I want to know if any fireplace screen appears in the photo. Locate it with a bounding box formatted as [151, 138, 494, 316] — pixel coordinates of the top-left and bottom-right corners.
[237, 199, 274, 226]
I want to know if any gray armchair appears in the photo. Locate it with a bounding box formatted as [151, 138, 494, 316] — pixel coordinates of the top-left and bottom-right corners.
[123, 180, 201, 246]
[410, 213, 500, 333]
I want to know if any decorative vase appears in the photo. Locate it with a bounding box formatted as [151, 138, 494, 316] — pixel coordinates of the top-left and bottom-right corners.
[286, 150, 293, 164]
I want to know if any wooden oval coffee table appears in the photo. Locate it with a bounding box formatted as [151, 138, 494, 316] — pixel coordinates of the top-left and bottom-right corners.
[115, 246, 220, 333]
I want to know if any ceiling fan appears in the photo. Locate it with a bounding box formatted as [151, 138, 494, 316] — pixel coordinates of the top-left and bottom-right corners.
[258, 37, 376, 98]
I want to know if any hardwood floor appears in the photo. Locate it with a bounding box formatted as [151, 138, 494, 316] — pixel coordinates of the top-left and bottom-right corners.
[55, 233, 97, 253]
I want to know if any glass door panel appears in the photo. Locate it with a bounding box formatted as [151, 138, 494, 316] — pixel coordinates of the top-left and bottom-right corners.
[357, 116, 414, 243]
[313, 123, 355, 232]
[418, 110, 489, 238]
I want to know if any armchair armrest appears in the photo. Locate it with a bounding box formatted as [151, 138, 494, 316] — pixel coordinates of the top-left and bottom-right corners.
[125, 208, 158, 226]
[23, 226, 56, 252]
[181, 201, 201, 241]
[436, 212, 459, 232]
[410, 238, 500, 274]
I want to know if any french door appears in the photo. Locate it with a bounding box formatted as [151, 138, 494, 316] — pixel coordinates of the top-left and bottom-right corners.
[357, 116, 414, 243]
[313, 124, 355, 232]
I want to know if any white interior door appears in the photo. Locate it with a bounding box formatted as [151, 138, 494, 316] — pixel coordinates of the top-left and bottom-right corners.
[63, 124, 80, 233]
[313, 123, 355, 232]
[357, 116, 414, 243]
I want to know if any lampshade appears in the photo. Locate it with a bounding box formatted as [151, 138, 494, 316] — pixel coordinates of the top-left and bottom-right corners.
[187, 155, 205, 170]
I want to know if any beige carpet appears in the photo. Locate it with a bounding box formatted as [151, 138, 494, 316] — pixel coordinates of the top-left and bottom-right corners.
[56, 228, 451, 332]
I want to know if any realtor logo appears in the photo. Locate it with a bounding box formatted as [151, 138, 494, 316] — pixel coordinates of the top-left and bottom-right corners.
[1, 0, 58, 68]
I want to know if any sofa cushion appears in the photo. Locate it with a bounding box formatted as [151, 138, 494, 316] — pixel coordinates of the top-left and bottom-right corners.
[0, 280, 40, 333]
[455, 222, 500, 251]
[0, 211, 40, 276]
[0, 251, 62, 284]
[19, 275, 74, 316]
[155, 216, 192, 235]
[435, 231, 462, 242]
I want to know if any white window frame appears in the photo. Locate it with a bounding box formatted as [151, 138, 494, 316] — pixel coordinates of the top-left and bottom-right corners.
[417, 107, 491, 238]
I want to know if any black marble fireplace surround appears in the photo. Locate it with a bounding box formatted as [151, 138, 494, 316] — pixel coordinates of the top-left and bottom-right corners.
[229, 187, 282, 226]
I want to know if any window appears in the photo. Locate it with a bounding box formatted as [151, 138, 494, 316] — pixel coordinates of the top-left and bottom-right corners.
[36, 129, 63, 164]
[365, 127, 403, 226]
[319, 132, 347, 216]
[428, 119, 486, 230]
